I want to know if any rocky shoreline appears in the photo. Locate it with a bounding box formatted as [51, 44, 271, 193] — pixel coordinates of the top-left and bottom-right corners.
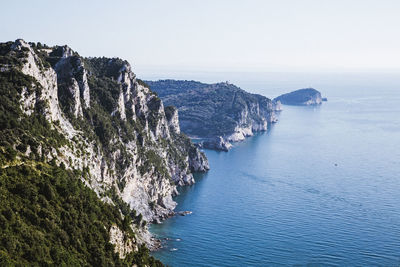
[149, 210, 193, 250]
[1, 39, 210, 259]
[146, 80, 281, 151]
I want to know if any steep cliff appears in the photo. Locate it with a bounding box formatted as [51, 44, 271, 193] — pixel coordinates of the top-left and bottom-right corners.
[274, 88, 324, 106]
[0, 39, 208, 264]
[146, 80, 278, 150]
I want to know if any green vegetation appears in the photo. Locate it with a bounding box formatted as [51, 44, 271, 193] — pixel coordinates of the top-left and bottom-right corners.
[0, 49, 165, 266]
[137, 78, 151, 89]
[0, 42, 26, 67]
[274, 88, 322, 105]
[80, 58, 192, 182]
[164, 106, 176, 121]
[0, 70, 68, 165]
[0, 43, 210, 266]
[84, 57, 127, 80]
[138, 149, 170, 179]
[0, 162, 162, 266]
[90, 76, 120, 112]
[145, 96, 163, 132]
[146, 80, 273, 137]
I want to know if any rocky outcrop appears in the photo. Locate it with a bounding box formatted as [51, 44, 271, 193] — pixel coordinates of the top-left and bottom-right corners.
[188, 144, 210, 171]
[203, 136, 233, 152]
[53, 45, 91, 112]
[146, 80, 278, 151]
[273, 100, 282, 111]
[0, 39, 209, 253]
[274, 88, 325, 106]
[109, 225, 138, 258]
[164, 106, 180, 134]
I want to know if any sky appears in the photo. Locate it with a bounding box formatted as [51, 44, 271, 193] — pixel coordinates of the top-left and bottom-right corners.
[2, 0, 400, 76]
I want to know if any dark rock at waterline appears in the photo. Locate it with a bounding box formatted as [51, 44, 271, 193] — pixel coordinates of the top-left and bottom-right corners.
[176, 211, 193, 216]
[202, 136, 232, 152]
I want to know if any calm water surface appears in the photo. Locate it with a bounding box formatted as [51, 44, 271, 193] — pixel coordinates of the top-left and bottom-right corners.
[150, 73, 400, 266]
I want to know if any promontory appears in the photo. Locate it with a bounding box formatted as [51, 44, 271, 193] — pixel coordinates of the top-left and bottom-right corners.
[145, 80, 280, 151]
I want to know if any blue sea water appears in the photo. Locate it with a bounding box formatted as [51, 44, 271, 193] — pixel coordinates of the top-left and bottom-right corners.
[150, 72, 400, 266]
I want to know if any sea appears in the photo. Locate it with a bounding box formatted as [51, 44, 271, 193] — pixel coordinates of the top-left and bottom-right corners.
[144, 71, 400, 266]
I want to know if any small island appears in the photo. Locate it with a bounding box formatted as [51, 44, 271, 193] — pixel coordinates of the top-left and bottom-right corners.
[274, 88, 326, 106]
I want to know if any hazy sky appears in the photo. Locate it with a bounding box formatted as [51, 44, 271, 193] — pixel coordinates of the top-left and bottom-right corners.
[2, 0, 400, 74]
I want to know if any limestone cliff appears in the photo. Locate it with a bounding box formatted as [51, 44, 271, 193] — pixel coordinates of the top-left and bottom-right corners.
[0, 39, 209, 255]
[146, 80, 278, 151]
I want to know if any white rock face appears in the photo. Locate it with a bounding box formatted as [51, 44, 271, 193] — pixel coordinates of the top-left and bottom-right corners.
[166, 107, 180, 134]
[226, 125, 254, 142]
[68, 78, 83, 117]
[54, 47, 91, 113]
[189, 147, 210, 172]
[12, 39, 77, 139]
[8, 39, 209, 251]
[109, 225, 137, 258]
[273, 100, 282, 111]
[221, 99, 276, 149]
[114, 89, 127, 120]
[305, 97, 322, 105]
[19, 87, 36, 115]
[79, 68, 90, 108]
[203, 136, 232, 151]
